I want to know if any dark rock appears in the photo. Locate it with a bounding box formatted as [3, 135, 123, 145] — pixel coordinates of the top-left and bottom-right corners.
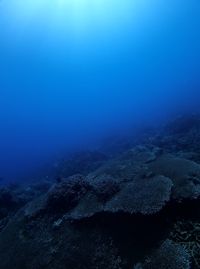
[0, 188, 17, 209]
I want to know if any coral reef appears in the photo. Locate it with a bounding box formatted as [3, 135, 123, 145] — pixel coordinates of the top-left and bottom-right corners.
[1, 115, 200, 268]
[170, 220, 200, 268]
[46, 174, 90, 213]
[149, 154, 200, 200]
[105, 175, 172, 215]
[64, 174, 173, 221]
[134, 239, 190, 269]
[89, 174, 120, 202]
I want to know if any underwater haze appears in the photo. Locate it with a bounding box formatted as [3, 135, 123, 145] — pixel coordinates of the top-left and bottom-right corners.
[0, 0, 200, 182]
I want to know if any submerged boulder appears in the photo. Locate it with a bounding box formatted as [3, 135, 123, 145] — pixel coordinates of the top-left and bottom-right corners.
[0, 187, 23, 219]
[0, 185, 31, 231]
[0, 188, 17, 209]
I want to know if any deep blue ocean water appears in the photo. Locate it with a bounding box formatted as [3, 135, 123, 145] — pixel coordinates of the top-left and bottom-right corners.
[0, 0, 200, 182]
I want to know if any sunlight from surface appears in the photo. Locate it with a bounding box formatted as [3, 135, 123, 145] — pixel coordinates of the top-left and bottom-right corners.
[0, 0, 153, 35]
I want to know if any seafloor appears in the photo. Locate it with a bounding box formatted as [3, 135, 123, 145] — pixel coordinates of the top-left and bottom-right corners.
[1, 115, 200, 268]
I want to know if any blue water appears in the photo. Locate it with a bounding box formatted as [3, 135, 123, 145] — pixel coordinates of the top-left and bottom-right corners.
[0, 0, 200, 182]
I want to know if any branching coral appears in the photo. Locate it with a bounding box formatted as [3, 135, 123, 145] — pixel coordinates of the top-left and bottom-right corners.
[134, 239, 190, 269]
[170, 220, 200, 268]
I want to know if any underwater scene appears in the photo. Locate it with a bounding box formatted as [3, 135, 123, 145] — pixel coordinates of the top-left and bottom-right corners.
[0, 0, 200, 268]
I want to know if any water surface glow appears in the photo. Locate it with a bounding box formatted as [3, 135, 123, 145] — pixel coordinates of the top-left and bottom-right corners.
[0, 0, 200, 181]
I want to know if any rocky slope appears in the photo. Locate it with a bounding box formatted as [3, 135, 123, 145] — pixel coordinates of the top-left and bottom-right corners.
[1, 115, 200, 268]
